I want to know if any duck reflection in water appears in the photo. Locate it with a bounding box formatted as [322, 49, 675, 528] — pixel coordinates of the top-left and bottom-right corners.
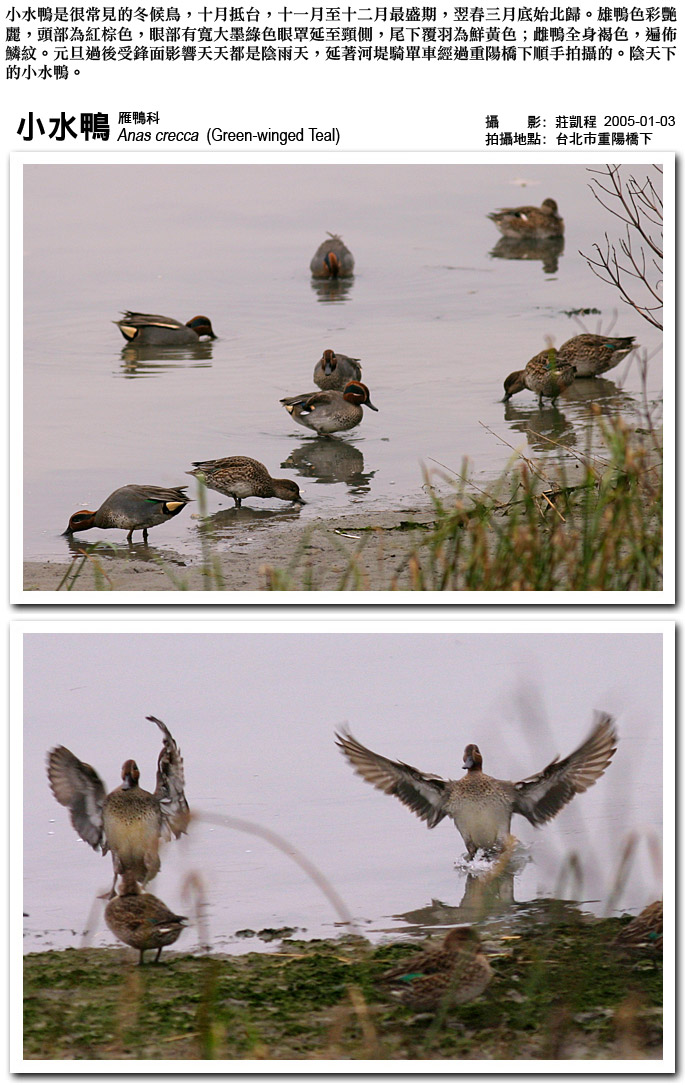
[282, 440, 375, 493]
[119, 340, 214, 376]
[489, 236, 565, 275]
[503, 399, 577, 453]
[310, 276, 355, 304]
[195, 502, 303, 538]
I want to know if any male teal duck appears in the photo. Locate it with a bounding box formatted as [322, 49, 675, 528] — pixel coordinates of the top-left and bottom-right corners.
[105, 873, 188, 964]
[187, 455, 305, 507]
[115, 312, 216, 345]
[557, 334, 638, 377]
[612, 901, 663, 952]
[488, 198, 564, 239]
[337, 713, 617, 859]
[310, 233, 355, 278]
[382, 927, 493, 1010]
[313, 348, 363, 391]
[63, 484, 190, 543]
[503, 348, 576, 404]
[281, 381, 378, 436]
[47, 715, 189, 894]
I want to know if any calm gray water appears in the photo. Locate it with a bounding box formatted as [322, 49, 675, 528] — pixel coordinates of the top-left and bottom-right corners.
[23, 162, 663, 561]
[23, 631, 664, 957]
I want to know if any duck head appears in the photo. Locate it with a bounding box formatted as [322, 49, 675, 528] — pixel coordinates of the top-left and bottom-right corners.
[63, 510, 97, 535]
[324, 252, 340, 278]
[503, 371, 525, 400]
[185, 315, 216, 340]
[274, 479, 306, 505]
[322, 349, 337, 375]
[343, 381, 378, 411]
[444, 926, 481, 952]
[463, 744, 483, 772]
[541, 198, 559, 214]
[121, 759, 140, 789]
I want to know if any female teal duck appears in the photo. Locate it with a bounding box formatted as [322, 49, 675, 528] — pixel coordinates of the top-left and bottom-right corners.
[310, 234, 355, 278]
[47, 715, 189, 894]
[187, 456, 304, 507]
[105, 873, 188, 964]
[503, 348, 576, 404]
[612, 901, 663, 952]
[281, 381, 378, 436]
[313, 348, 363, 391]
[382, 927, 493, 1010]
[63, 484, 190, 544]
[488, 198, 564, 239]
[557, 334, 638, 377]
[115, 312, 216, 345]
[337, 713, 617, 859]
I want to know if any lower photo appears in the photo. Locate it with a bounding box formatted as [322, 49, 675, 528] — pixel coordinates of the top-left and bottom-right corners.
[16, 622, 670, 1070]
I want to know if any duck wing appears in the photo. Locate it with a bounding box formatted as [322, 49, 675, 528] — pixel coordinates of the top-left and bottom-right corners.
[512, 713, 617, 826]
[46, 746, 107, 851]
[336, 730, 449, 828]
[118, 312, 185, 329]
[148, 716, 190, 838]
[127, 485, 189, 504]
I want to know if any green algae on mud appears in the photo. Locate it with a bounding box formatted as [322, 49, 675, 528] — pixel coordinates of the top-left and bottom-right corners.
[24, 915, 663, 1061]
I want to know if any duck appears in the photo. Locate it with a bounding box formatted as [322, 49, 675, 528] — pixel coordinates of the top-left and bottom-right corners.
[556, 334, 638, 377]
[47, 715, 189, 894]
[310, 233, 355, 279]
[503, 348, 577, 404]
[187, 456, 305, 508]
[612, 901, 663, 952]
[336, 713, 617, 859]
[488, 198, 564, 239]
[281, 381, 378, 436]
[105, 872, 188, 964]
[114, 312, 216, 345]
[382, 927, 493, 1010]
[313, 348, 363, 391]
[63, 484, 190, 544]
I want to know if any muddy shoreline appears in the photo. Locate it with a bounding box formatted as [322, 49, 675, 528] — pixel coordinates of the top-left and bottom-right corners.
[22, 506, 437, 593]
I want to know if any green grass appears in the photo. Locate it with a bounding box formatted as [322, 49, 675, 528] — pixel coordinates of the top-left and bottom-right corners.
[24, 910, 662, 1060]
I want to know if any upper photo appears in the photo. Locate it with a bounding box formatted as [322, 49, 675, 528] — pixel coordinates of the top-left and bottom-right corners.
[16, 156, 668, 600]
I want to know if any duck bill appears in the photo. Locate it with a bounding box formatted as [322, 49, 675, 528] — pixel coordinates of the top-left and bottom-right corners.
[293, 497, 307, 505]
[366, 399, 379, 412]
[62, 526, 75, 537]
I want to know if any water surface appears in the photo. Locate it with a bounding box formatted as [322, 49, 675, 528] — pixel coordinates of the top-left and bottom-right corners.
[23, 162, 663, 562]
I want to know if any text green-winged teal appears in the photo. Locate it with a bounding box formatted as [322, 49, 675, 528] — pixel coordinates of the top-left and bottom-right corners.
[313, 349, 363, 391]
[281, 380, 378, 436]
[187, 455, 304, 508]
[557, 333, 638, 377]
[47, 715, 189, 894]
[503, 348, 576, 404]
[382, 927, 493, 1010]
[612, 901, 663, 952]
[310, 233, 355, 279]
[115, 311, 216, 345]
[488, 198, 564, 239]
[105, 873, 188, 964]
[63, 484, 190, 543]
[337, 713, 617, 859]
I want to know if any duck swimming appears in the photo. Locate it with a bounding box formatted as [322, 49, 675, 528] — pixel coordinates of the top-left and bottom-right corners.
[337, 713, 617, 858]
[105, 872, 188, 964]
[115, 312, 216, 345]
[488, 198, 564, 240]
[47, 715, 189, 894]
[281, 381, 378, 436]
[313, 349, 363, 391]
[63, 484, 190, 544]
[310, 234, 355, 279]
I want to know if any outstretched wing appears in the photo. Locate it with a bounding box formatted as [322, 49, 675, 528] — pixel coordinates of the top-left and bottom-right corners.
[148, 716, 190, 839]
[336, 730, 449, 829]
[46, 746, 107, 851]
[512, 713, 618, 826]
